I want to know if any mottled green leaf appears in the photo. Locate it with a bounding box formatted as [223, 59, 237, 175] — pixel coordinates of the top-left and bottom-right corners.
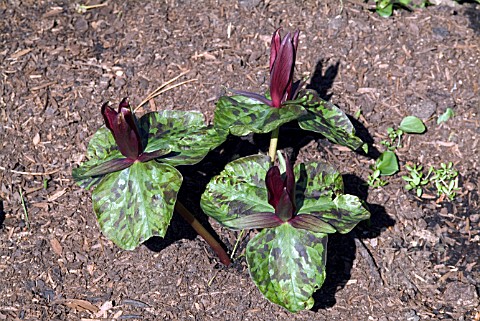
[296, 194, 370, 234]
[214, 95, 307, 136]
[92, 161, 182, 250]
[73, 158, 134, 181]
[73, 127, 123, 189]
[140, 111, 227, 166]
[74, 110, 224, 189]
[297, 90, 364, 150]
[200, 155, 274, 229]
[247, 224, 328, 312]
[294, 161, 343, 209]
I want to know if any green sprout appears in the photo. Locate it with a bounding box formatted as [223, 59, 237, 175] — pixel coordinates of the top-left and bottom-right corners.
[437, 108, 455, 124]
[75, 2, 108, 14]
[367, 168, 388, 188]
[401, 162, 460, 201]
[402, 164, 429, 197]
[429, 162, 460, 201]
[380, 127, 403, 150]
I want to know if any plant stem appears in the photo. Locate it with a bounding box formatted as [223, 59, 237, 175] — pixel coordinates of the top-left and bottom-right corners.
[175, 201, 231, 266]
[268, 127, 280, 163]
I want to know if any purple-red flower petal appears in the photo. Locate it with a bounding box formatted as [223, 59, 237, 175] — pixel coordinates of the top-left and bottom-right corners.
[224, 212, 284, 230]
[269, 28, 282, 72]
[101, 98, 143, 160]
[229, 89, 273, 107]
[289, 214, 336, 233]
[80, 157, 135, 178]
[275, 188, 294, 222]
[270, 32, 294, 108]
[266, 166, 284, 208]
[265, 155, 297, 222]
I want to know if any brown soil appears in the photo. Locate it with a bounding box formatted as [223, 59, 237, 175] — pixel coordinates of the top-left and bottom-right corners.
[1, 1, 479, 320]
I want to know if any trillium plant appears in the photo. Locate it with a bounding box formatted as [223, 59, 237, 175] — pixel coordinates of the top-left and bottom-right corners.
[201, 153, 370, 312]
[203, 28, 370, 311]
[214, 28, 366, 162]
[73, 98, 231, 265]
[73, 27, 372, 313]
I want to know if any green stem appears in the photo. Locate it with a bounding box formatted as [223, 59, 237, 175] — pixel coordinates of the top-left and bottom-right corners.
[268, 127, 280, 163]
[175, 201, 231, 266]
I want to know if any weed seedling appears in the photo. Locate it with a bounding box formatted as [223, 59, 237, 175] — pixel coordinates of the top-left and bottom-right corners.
[437, 108, 455, 124]
[402, 164, 429, 197]
[429, 162, 460, 201]
[369, 116, 425, 189]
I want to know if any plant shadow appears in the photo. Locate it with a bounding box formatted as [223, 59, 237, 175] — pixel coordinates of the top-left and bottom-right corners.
[306, 59, 339, 101]
[144, 135, 264, 257]
[464, 4, 480, 34]
[311, 174, 395, 310]
[304, 58, 380, 159]
[0, 200, 5, 227]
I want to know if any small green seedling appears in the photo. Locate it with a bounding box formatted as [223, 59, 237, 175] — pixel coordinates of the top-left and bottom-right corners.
[367, 168, 388, 188]
[429, 162, 460, 201]
[380, 116, 425, 151]
[366, 150, 398, 187]
[380, 127, 403, 150]
[437, 108, 454, 124]
[373, 0, 430, 17]
[402, 164, 429, 197]
[75, 2, 108, 14]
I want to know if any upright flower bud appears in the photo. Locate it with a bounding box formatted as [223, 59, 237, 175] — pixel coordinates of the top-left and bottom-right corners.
[265, 157, 296, 222]
[269, 29, 300, 108]
[101, 98, 143, 160]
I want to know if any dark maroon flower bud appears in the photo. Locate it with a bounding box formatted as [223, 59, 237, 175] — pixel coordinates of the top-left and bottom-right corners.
[230, 28, 300, 108]
[269, 28, 299, 108]
[265, 157, 296, 222]
[101, 98, 143, 160]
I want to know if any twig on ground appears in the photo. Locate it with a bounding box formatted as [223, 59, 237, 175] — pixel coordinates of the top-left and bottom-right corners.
[135, 71, 197, 112]
[0, 166, 59, 176]
[353, 237, 385, 286]
[230, 229, 245, 260]
[19, 187, 30, 230]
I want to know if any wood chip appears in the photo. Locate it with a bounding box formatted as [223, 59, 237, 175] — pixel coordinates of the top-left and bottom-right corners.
[9, 48, 32, 59]
[57, 299, 99, 313]
[50, 237, 63, 256]
[94, 301, 113, 318]
[48, 189, 66, 202]
[32, 133, 41, 145]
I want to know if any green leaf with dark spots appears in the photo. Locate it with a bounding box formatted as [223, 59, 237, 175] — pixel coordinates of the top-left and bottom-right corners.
[73, 127, 123, 189]
[200, 155, 274, 229]
[297, 90, 364, 150]
[140, 111, 227, 166]
[296, 194, 370, 234]
[214, 95, 307, 136]
[92, 161, 182, 250]
[294, 162, 343, 208]
[247, 224, 328, 312]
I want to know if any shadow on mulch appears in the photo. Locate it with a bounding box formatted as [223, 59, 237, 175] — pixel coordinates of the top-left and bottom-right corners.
[306, 59, 339, 102]
[307, 59, 381, 159]
[0, 200, 5, 227]
[464, 4, 480, 34]
[312, 174, 395, 310]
